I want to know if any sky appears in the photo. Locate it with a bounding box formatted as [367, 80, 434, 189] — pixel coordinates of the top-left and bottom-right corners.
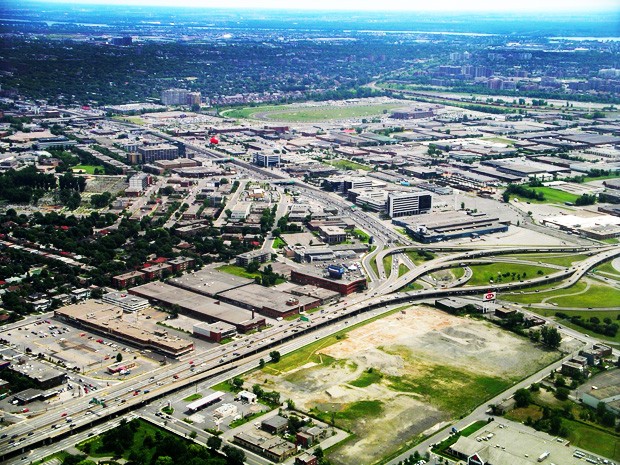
[25, 0, 620, 12]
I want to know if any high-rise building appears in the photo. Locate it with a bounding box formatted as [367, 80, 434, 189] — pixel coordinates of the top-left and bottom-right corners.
[161, 88, 202, 106]
[252, 152, 280, 167]
[387, 191, 432, 218]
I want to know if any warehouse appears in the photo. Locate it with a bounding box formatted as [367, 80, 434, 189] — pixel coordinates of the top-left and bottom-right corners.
[193, 322, 237, 342]
[129, 282, 265, 332]
[396, 211, 508, 243]
[449, 421, 607, 465]
[217, 284, 321, 319]
[168, 269, 254, 298]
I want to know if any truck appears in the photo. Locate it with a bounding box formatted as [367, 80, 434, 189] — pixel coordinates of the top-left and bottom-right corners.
[538, 451, 550, 462]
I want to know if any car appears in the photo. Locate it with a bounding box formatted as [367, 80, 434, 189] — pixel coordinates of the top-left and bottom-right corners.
[61, 412, 67, 417]
[0, 434, 7, 439]
[27, 432, 34, 436]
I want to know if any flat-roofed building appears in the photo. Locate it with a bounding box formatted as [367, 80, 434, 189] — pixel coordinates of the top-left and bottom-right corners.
[291, 268, 367, 296]
[112, 271, 146, 289]
[218, 284, 320, 319]
[236, 250, 270, 267]
[318, 225, 347, 244]
[387, 191, 432, 218]
[130, 282, 264, 332]
[55, 301, 193, 357]
[193, 321, 237, 342]
[102, 292, 150, 312]
[168, 269, 254, 298]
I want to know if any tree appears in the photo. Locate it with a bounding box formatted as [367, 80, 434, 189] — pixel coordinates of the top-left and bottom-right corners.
[555, 387, 569, 401]
[541, 326, 562, 349]
[155, 457, 174, 465]
[314, 446, 324, 459]
[189, 431, 197, 439]
[514, 388, 532, 408]
[232, 377, 244, 389]
[207, 435, 222, 450]
[222, 445, 246, 465]
[116, 353, 123, 363]
[259, 358, 265, 369]
[269, 350, 281, 363]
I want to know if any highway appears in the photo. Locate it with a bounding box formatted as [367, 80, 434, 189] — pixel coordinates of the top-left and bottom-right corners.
[3, 241, 619, 462]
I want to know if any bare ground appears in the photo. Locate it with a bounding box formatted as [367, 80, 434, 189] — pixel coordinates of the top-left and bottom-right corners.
[247, 305, 558, 464]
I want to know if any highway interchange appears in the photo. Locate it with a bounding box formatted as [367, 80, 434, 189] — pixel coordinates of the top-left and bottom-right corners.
[1, 140, 620, 464]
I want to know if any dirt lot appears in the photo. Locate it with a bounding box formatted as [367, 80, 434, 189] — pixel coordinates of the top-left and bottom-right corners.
[247, 305, 558, 465]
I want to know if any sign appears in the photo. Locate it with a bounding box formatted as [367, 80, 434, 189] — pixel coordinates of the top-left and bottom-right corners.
[483, 291, 496, 301]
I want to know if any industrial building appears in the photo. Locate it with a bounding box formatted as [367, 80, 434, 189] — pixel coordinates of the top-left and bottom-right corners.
[129, 282, 265, 332]
[396, 211, 509, 243]
[387, 191, 432, 218]
[55, 301, 194, 357]
[449, 421, 607, 465]
[234, 431, 296, 463]
[168, 269, 255, 298]
[217, 284, 320, 319]
[291, 268, 367, 295]
[193, 322, 237, 342]
[5, 359, 66, 390]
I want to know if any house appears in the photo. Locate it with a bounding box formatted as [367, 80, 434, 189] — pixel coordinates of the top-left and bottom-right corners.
[295, 453, 318, 465]
[71, 288, 91, 301]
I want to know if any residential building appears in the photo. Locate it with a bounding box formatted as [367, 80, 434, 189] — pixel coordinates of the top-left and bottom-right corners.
[161, 88, 202, 106]
[236, 250, 270, 267]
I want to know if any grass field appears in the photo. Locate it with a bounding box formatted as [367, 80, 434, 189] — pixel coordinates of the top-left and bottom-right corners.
[183, 393, 202, 402]
[406, 250, 435, 265]
[222, 102, 401, 122]
[326, 159, 372, 171]
[216, 264, 260, 280]
[481, 137, 516, 146]
[111, 115, 145, 125]
[507, 187, 580, 205]
[465, 263, 556, 286]
[502, 253, 589, 267]
[384, 255, 393, 278]
[273, 237, 287, 249]
[398, 281, 424, 292]
[73, 164, 106, 174]
[352, 228, 370, 243]
[501, 280, 620, 308]
[398, 263, 410, 278]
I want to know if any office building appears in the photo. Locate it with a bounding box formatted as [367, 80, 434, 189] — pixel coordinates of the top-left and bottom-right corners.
[387, 191, 432, 218]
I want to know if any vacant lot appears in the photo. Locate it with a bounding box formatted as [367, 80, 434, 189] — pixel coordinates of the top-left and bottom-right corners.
[222, 102, 400, 122]
[247, 305, 558, 465]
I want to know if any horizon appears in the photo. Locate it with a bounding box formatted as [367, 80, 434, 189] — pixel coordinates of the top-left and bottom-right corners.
[9, 0, 620, 14]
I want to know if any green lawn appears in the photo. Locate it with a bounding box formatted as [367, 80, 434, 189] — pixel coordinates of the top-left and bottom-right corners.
[593, 260, 620, 278]
[564, 419, 620, 460]
[273, 237, 287, 249]
[352, 228, 370, 243]
[183, 393, 202, 402]
[549, 282, 620, 308]
[466, 263, 556, 286]
[406, 250, 435, 265]
[326, 159, 372, 171]
[383, 255, 393, 278]
[502, 253, 589, 267]
[369, 255, 379, 277]
[111, 115, 145, 125]
[73, 164, 106, 174]
[398, 263, 410, 278]
[398, 281, 424, 292]
[223, 103, 401, 122]
[508, 187, 580, 205]
[216, 264, 261, 280]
